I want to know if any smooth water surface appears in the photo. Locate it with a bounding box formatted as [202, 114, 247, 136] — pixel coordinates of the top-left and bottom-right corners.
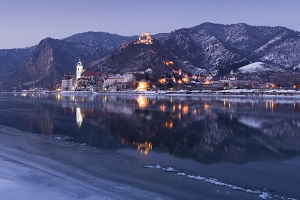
[0, 93, 299, 199]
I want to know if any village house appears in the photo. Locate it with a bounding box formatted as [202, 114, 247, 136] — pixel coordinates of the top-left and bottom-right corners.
[61, 74, 76, 91]
[103, 74, 136, 86]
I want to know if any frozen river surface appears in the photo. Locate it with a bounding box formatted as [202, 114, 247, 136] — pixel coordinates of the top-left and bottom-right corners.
[0, 93, 300, 199]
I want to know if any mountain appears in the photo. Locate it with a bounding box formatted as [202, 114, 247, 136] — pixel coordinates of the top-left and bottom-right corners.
[2, 22, 300, 90]
[161, 23, 300, 72]
[63, 31, 136, 58]
[92, 23, 300, 77]
[0, 48, 32, 78]
[1, 32, 136, 90]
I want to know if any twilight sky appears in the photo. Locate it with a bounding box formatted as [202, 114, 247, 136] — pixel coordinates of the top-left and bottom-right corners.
[1, 0, 299, 49]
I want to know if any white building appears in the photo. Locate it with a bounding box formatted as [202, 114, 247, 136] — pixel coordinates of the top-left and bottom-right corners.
[229, 70, 238, 81]
[104, 74, 136, 86]
[219, 76, 229, 83]
[61, 78, 75, 91]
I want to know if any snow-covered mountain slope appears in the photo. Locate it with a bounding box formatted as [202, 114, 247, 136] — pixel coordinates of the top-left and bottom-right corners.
[238, 62, 271, 73]
[2, 22, 300, 90]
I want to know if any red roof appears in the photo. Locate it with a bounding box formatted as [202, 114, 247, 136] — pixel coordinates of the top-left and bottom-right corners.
[82, 71, 101, 77]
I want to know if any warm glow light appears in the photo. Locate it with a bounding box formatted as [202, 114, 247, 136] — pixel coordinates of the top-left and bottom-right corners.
[121, 43, 127, 49]
[204, 103, 210, 110]
[165, 61, 174, 66]
[165, 121, 173, 129]
[182, 74, 189, 83]
[182, 105, 189, 115]
[159, 78, 166, 84]
[193, 109, 197, 115]
[271, 100, 274, 112]
[133, 142, 152, 155]
[178, 104, 182, 110]
[172, 105, 176, 112]
[136, 96, 148, 108]
[137, 81, 149, 91]
[134, 33, 153, 45]
[159, 104, 166, 112]
[178, 80, 182, 84]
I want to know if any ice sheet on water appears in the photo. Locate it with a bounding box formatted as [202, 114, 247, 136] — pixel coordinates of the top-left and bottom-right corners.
[144, 164, 298, 200]
[259, 192, 272, 199]
[54, 134, 73, 141]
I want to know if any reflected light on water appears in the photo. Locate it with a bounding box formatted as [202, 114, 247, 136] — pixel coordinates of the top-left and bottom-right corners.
[182, 105, 189, 115]
[172, 105, 176, 112]
[56, 94, 61, 101]
[165, 121, 173, 129]
[193, 109, 197, 115]
[76, 107, 83, 128]
[204, 102, 210, 110]
[159, 104, 166, 112]
[133, 142, 152, 155]
[178, 104, 182, 110]
[136, 96, 148, 108]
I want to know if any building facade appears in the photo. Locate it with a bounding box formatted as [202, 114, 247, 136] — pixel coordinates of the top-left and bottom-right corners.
[61, 78, 76, 91]
[104, 74, 136, 86]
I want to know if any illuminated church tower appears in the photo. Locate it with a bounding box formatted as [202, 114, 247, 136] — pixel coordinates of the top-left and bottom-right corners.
[76, 59, 83, 80]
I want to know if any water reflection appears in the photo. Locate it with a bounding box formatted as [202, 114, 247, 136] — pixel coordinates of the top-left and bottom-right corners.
[136, 95, 148, 108]
[76, 107, 83, 128]
[1, 93, 300, 163]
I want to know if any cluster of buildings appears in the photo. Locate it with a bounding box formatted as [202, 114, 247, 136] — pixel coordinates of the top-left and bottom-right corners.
[61, 32, 290, 92]
[61, 60, 102, 91]
[60, 60, 147, 92]
[134, 32, 153, 45]
[60, 58, 241, 92]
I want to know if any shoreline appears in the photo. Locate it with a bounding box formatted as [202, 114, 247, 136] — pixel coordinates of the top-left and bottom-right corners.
[3, 88, 300, 98]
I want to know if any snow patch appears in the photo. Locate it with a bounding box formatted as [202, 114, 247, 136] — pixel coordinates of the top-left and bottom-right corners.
[259, 192, 272, 199]
[239, 117, 263, 129]
[238, 62, 270, 73]
[144, 164, 297, 200]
